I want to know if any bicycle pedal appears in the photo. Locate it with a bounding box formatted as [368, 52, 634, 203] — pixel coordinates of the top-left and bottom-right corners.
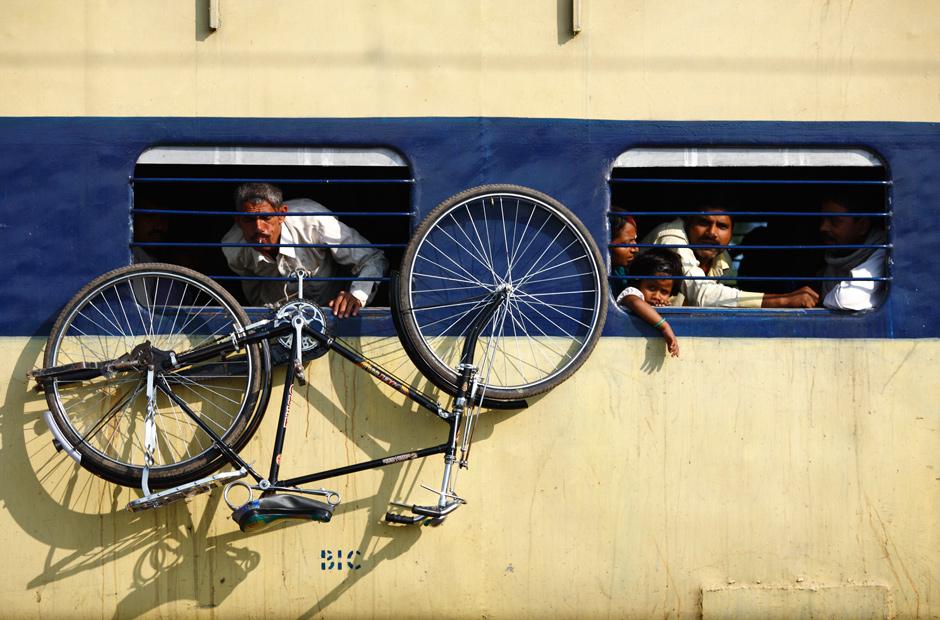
[232, 493, 334, 533]
[127, 469, 247, 512]
[384, 511, 424, 525]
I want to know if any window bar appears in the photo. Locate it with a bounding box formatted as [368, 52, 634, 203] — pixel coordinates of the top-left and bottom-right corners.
[132, 209, 414, 217]
[131, 177, 414, 185]
[608, 178, 890, 185]
[210, 275, 390, 282]
[609, 243, 891, 250]
[609, 275, 891, 282]
[607, 211, 890, 218]
[131, 242, 408, 249]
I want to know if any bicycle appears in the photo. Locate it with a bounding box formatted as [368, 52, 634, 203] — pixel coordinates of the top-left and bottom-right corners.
[29, 185, 608, 531]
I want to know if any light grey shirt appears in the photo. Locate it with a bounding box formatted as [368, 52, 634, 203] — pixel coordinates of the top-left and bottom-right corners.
[642, 218, 764, 308]
[222, 198, 388, 306]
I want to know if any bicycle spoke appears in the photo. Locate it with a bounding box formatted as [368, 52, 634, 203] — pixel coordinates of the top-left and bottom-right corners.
[45, 266, 260, 484]
[401, 187, 606, 397]
[463, 204, 500, 284]
[422, 237, 494, 289]
[514, 290, 599, 328]
[72, 380, 144, 446]
[411, 269, 490, 289]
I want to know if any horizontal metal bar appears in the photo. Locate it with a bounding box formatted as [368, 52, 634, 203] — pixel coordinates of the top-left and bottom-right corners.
[131, 177, 414, 184]
[609, 275, 891, 282]
[609, 178, 890, 185]
[652, 306, 829, 314]
[607, 211, 890, 217]
[133, 208, 415, 217]
[277, 444, 449, 487]
[131, 241, 407, 248]
[209, 275, 389, 282]
[608, 243, 891, 250]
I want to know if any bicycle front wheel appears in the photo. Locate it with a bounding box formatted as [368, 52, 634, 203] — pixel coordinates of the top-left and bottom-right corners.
[43, 263, 265, 488]
[397, 185, 608, 401]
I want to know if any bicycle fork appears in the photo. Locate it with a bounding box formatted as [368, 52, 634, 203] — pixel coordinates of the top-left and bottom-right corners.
[429, 362, 477, 511]
[385, 290, 507, 525]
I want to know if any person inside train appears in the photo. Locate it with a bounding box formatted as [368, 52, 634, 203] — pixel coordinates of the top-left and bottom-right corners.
[733, 220, 822, 295]
[132, 209, 171, 264]
[221, 182, 388, 317]
[616, 248, 682, 357]
[641, 206, 819, 308]
[817, 192, 887, 310]
[608, 214, 640, 297]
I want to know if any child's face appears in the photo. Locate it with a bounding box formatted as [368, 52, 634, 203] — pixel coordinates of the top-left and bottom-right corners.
[610, 221, 639, 268]
[638, 274, 673, 306]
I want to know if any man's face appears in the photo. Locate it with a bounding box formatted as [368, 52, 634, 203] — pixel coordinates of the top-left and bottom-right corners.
[819, 200, 871, 246]
[237, 200, 287, 255]
[685, 212, 733, 264]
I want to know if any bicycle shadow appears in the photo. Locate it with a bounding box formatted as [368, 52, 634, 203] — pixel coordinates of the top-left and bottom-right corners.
[287, 335, 526, 616]
[1, 335, 264, 616]
[1, 333, 524, 617]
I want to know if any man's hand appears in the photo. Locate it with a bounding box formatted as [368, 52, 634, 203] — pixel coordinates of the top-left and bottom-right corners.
[327, 291, 363, 318]
[761, 286, 820, 308]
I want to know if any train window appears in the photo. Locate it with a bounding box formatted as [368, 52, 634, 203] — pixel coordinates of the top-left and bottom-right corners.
[131, 146, 413, 309]
[608, 148, 890, 312]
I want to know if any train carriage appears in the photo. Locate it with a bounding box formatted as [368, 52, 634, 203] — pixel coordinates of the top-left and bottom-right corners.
[0, 2, 937, 618]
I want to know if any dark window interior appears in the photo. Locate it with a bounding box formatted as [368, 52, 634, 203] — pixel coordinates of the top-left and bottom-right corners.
[609, 164, 888, 295]
[132, 163, 412, 307]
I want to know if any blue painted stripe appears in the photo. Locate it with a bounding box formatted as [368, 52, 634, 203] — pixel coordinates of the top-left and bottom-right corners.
[0, 116, 937, 339]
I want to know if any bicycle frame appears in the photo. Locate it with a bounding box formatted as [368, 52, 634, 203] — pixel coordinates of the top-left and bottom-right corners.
[134, 287, 515, 523]
[32, 183, 609, 527]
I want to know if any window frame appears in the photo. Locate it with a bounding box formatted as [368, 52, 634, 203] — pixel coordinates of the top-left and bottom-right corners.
[607, 147, 891, 316]
[130, 145, 414, 312]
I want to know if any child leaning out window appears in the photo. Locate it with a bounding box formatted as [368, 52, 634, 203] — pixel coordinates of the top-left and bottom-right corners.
[616, 248, 682, 357]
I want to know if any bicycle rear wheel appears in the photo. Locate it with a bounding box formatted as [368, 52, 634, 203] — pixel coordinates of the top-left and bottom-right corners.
[396, 185, 608, 400]
[43, 263, 265, 488]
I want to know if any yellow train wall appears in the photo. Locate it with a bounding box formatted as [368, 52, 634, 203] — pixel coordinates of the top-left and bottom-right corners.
[1, 336, 937, 618]
[0, 0, 937, 121]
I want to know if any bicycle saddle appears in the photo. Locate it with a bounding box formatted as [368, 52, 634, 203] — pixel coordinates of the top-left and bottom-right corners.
[232, 494, 334, 533]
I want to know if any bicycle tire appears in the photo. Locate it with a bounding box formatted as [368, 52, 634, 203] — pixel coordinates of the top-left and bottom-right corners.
[396, 185, 608, 400]
[43, 263, 265, 488]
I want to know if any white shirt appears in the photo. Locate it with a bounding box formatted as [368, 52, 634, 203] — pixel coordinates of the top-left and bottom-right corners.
[222, 198, 389, 307]
[615, 286, 643, 305]
[642, 219, 764, 308]
[822, 249, 885, 311]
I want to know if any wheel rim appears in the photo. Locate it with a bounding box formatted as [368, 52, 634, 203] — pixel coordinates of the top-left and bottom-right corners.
[405, 192, 604, 394]
[47, 269, 256, 473]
